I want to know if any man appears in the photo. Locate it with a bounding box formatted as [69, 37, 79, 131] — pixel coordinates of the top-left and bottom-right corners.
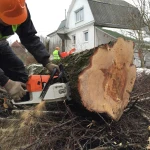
[0, 0, 59, 101]
[53, 47, 62, 60]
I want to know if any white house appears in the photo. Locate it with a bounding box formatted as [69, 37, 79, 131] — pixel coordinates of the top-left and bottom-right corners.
[47, 0, 150, 67]
[47, 0, 142, 53]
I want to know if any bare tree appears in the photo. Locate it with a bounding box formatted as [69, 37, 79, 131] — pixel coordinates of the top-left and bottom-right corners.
[39, 35, 50, 52]
[127, 0, 150, 67]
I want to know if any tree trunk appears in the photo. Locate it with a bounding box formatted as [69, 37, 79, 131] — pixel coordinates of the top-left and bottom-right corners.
[60, 38, 136, 121]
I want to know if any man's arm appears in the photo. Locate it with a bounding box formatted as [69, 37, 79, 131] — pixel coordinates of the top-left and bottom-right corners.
[16, 5, 50, 66]
[0, 68, 9, 86]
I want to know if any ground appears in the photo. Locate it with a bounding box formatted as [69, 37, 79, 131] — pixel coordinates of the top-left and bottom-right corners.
[0, 68, 149, 150]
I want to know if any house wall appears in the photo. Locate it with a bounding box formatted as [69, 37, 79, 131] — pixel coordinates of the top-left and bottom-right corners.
[67, 0, 94, 31]
[95, 27, 116, 47]
[65, 26, 117, 52]
[66, 24, 95, 52]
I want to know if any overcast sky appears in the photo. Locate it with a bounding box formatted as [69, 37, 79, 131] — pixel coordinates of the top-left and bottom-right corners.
[8, 0, 135, 42]
[26, 0, 72, 35]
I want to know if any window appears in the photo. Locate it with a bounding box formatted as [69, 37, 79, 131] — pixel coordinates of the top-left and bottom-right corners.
[84, 31, 88, 42]
[75, 7, 84, 23]
[72, 35, 76, 45]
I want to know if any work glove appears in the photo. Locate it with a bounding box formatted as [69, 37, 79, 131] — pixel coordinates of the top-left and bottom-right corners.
[4, 79, 27, 101]
[45, 62, 60, 73]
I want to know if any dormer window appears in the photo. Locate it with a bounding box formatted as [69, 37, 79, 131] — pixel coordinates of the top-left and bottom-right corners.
[75, 7, 84, 23]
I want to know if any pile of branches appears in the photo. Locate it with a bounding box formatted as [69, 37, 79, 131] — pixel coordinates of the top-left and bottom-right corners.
[130, 68, 150, 100]
[0, 100, 149, 150]
[21, 101, 150, 150]
[0, 68, 150, 150]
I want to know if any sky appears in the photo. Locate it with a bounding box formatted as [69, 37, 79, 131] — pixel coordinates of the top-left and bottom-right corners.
[8, 0, 135, 42]
[26, 0, 72, 35]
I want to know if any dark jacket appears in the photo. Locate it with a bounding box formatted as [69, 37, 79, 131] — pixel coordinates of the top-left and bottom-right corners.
[0, 5, 50, 86]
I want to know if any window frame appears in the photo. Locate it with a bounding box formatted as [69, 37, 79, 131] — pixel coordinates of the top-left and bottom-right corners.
[72, 34, 76, 45]
[83, 30, 89, 42]
[75, 7, 84, 23]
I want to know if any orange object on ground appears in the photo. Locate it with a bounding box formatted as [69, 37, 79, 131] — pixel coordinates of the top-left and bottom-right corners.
[61, 52, 69, 58]
[68, 48, 75, 55]
[0, 0, 27, 25]
[60, 48, 76, 58]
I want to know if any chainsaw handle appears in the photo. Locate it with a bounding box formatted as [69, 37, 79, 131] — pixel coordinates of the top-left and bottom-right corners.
[51, 67, 58, 78]
[40, 64, 68, 99]
[56, 64, 69, 82]
[49, 65, 63, 82]
[40, 68, 57, 99]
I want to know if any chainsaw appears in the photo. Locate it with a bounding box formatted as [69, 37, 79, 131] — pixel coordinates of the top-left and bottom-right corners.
[11, 64, 71, 106]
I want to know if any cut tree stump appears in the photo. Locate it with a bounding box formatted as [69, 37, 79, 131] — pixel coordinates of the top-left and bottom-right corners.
[60, 38, 136, 121]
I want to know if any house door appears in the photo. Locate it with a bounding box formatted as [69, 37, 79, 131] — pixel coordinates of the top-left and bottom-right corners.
[62, 39, 65, 52]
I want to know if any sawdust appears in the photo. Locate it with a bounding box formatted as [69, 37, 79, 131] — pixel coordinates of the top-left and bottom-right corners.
[20, 101, 46, 127]
[0, 120, 30, 150]
[34, 101, 46, 116]
[0, 102, 47, 150]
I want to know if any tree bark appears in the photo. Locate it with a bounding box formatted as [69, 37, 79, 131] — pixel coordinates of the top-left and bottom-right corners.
[60, 38, 136, 121]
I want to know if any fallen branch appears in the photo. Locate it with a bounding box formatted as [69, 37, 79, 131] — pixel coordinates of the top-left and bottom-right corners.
[12, 110, 65, 115]
[130, 92, 150, 101]
[0, 88, 7, 93]
[140, 113, 150, 123]
[134, 105, 150, 123]
[0, 118, 19, 122]
[89, 143, 144, 150]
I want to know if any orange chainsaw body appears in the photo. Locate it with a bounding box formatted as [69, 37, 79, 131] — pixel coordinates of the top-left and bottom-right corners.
[26, 75, 50, 92]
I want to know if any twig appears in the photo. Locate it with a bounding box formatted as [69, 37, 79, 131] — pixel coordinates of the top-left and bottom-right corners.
[140, 113, 150, 123]
[0, 88, 7, 93]
[22, 117, 78, 150]
[82, 127, 106, 149]
[0, 117, 19, 122]
[134, 105, 150, 123]
[45, 116, 77, 134]
[97, 113, 112, 126]
[71, 134, 83, 150]
[135, 105, 150, 114]
[130, 92, 150, 100]
[89, 143, 143, 150]
[12, 110, 65, 115]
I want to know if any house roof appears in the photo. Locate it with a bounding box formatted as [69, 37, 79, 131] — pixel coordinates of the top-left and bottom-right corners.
[11, 40, 25, 48]
[88, 0, 143, 29]
[97, 26, 135, 41]
[90, 0, 134, 7]
[47, 30, 57, 37]
[97, 26, 150, 46]
[57, 19, 66, 30]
